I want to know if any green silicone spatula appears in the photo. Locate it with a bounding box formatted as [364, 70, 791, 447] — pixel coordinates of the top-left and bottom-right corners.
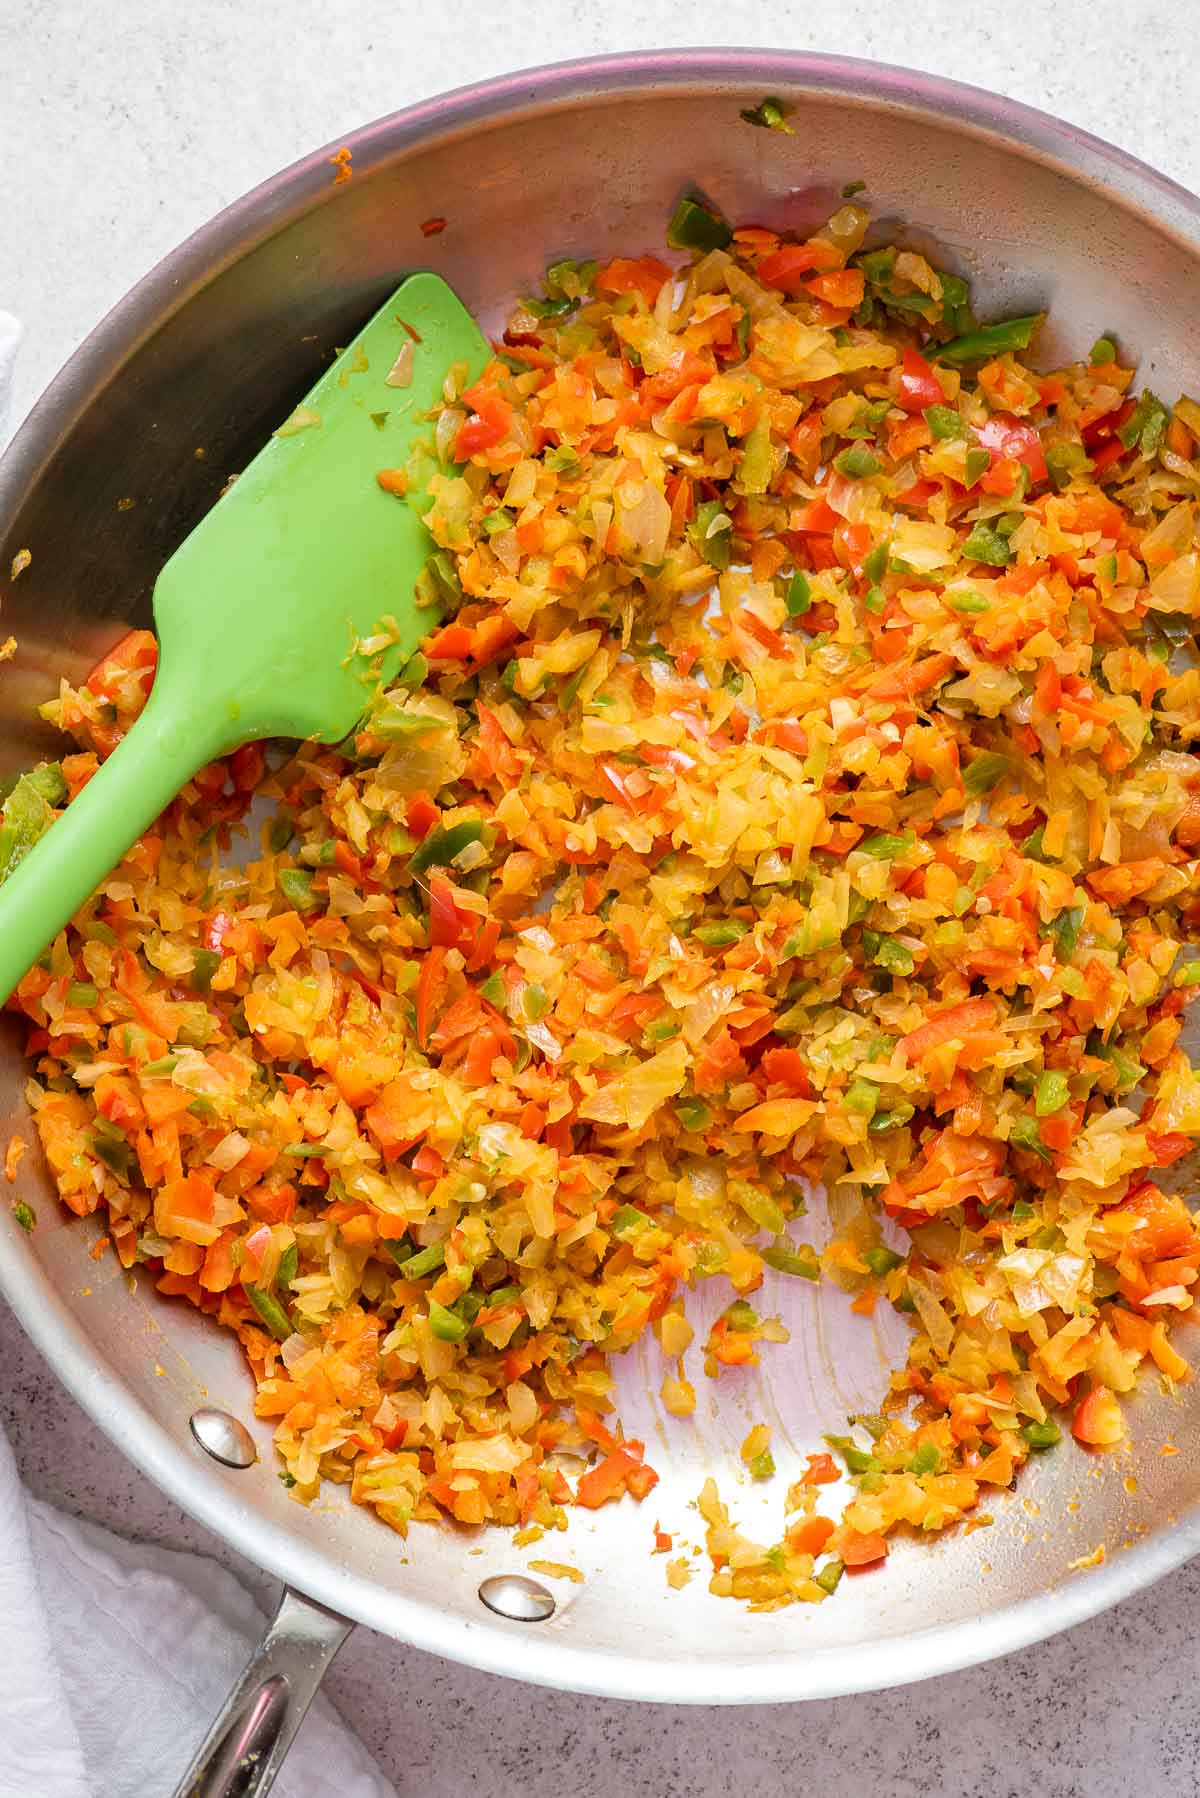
[0, 272, 489, 1004]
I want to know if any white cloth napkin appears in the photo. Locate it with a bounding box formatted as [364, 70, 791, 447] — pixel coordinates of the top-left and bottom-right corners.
[0, 319, 398, 1798]
[0, 1429, 398, 1798]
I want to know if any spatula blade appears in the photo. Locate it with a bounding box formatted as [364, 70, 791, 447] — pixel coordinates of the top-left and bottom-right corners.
[151, 271, 490, 750]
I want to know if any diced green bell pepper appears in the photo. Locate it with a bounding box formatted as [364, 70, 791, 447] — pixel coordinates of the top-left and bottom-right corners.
[961, 524, 1013, 567]
[762, 1240, 820, 1280]
[278, 868, 324, 912]
[666, 197, 732, 253]
[935, 314, 1042, 364]
[247, 1285, 292, 1340]
[963, 751, 1012, 795]
[1035, 1070, 1070, 1116]
[409, 819, 484, 874]
[428, 1298, 470, 1342]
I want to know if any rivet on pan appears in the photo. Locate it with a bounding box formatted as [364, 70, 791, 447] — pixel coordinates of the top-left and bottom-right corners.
[189, 1406, 258, 1469]
[478, 1574, 556, 1622]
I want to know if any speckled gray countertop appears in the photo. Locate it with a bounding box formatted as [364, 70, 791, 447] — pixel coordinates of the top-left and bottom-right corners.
[4, 4, 1200, 1793]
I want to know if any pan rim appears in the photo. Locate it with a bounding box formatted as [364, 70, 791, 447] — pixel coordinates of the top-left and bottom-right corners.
[4, 46, 1200, 1704]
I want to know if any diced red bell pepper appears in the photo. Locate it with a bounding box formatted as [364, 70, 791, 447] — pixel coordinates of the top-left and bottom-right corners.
[410, 1145, 445, 1180]
[801, 1452, 840, 1485]
[625, 1462, 659, 1501]
[740, 611, 785, 655]
[94, 1073, 143, 1131]
[793, 496, 840, 534]
[575, 1446, 642, 1508]
[454, 389, 514, 458]
[230, 744, 265, 793]
[900, 998, 997, 1063]
[1034, 663, 1062, 714]
[789, 1515, 836, 1556]
[576, 1408, 619, 1451]
[841, 1530, 889, 1567]
[1149, 1132, 1192, 1168]
[868, 652, 955, 704]
[979, 457, 1022, 497]
[406, 792, 440, 840]
[428, 991, 484, 1052]
[806, 538, 839, 572]
[1082, 397, 1136, 448]
[804, 269, 864, 308]
[246, 1183, 298, 1224]
[976, 413, 1047, 485]
[428, 874, 469, 949]
[415, 946, 448, 1050]
[1039, 1113, 1076, 1154]
[757, 240, 843, 293]
[595, 256, 672, 305]
[760, 1046, 814, 1097]
[544, 1117, 574, 1153]
[768, 721, 809, 754]
[425, 623, 474, 661]
[640, 355, 714, 409]
[1072, 1386, 1126, 1446]
[833, 520, 872, 577]
[85, 628, 158, 702]
[897, 346, 944, 413]
[334, 840, 363, 881]
[893, 477, 940, 510]
[1090, 438, 1126, 475]
[462, 1025, 508, 1085]
[468, 614, 520, 669]
[788, 414, 825, 471]
[460, 916, 500, 975]
[598, 761, 635, 809]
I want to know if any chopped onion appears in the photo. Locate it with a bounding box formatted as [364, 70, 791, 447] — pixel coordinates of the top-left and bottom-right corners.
[206, 1131, 251, 1171]
[385, 342, 415, 388]
[1142, 1285, 1191, 1309]
[274, 405, 320, 438]
[616, 480, 672, 565]
[434, 407, 462, 461]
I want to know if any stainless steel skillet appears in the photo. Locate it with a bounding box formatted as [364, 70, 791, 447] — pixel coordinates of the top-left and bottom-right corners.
[3, 48, 1200, 1797]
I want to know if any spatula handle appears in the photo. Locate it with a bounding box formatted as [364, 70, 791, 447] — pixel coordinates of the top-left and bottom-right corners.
[0, 682, 230, 1005]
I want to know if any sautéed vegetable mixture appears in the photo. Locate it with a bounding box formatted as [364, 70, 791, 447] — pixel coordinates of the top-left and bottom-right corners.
[12, 193, 1200, 1607]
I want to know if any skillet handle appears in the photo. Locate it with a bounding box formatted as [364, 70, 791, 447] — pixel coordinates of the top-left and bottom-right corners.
[171, 1587, 353, 1798]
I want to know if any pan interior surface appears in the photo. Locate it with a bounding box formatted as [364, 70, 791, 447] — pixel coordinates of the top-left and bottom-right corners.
[3, 52, 1200, 1703]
